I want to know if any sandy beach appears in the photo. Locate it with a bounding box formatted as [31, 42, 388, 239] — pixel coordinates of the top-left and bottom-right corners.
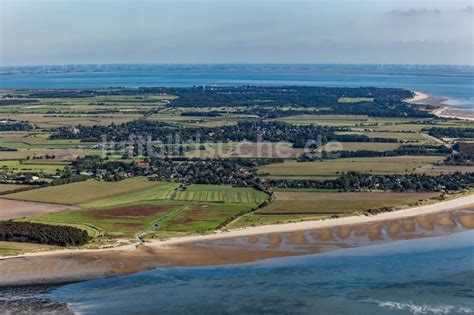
[406, 90, 474, 121]
[433, 106, 474, 121]
[405, 91, 430, 103]
[0, 193, 472, 286]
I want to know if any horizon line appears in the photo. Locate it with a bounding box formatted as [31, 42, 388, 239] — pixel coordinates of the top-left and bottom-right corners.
[1, 62, 473, 68]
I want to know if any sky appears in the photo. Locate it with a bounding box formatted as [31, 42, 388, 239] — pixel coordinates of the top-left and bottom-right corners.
[1, 0, 473, 66]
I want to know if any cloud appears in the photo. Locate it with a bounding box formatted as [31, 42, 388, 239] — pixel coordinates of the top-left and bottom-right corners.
[387, 8, 440, 16]
[461, 5, 473, 14]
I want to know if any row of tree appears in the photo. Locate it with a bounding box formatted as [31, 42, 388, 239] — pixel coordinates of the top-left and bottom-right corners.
[270, 172, 474, 192]
[298, 145, 452, 161]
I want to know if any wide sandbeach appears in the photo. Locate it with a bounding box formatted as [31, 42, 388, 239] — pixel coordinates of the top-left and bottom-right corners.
[1, 193, 473, 287]
[407, 91, 474, 121]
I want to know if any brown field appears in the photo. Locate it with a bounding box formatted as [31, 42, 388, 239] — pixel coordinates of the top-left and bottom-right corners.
[185, 142, 304, 159]
[4, 177, 164, 205]
[90, 204, 175, 218]
[415, 165, 474, 175]
[258, 192, 440, 214]
[229, 142, 304, 159]
[323, 142, 401, 152]
[0, 149, 99, 161]
[0, 199, 72, 220]
[258, 156, 445, 177]
[0, 184, 29, 194]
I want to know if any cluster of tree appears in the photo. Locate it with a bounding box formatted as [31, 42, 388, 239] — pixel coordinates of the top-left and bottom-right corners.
[23, 86, 430, 118]
[30, 154, 56, 160]
[145, 157, 277, 188]
[298, 145, 452, 161]
[0, 99, 38, 106]
[0, 146, 17, 151]
[425, 127, 474, 139]
[242, 103, 429, 118]
[67, 156, 278, 189]
[0, 171, 50, 186]
[0, 121, 32, 131]
[27, 90, 97, 98]
[51, 120, 397, 148]
[0, 221, 90, 246]
[70, 156, 138, 181]
[444, 142, 474, 166]
[270, 172, 474, 192]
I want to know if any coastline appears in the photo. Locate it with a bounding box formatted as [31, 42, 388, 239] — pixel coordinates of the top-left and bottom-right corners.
[433, 106, 474, 122]
[407, 91, 474, 121]
[0, 194, 472, 287]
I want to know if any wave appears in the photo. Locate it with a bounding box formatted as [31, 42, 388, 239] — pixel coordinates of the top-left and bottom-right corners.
[374, 300, 473, 315]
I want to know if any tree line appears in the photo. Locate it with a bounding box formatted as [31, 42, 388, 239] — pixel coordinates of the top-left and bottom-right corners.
[0, 221, 90, 246]
[270, 172, 474, 192]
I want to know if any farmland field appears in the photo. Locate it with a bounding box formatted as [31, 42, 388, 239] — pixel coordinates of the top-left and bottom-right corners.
[4, 177, 164, 205]
[230, 191, 440, 228]
[0, 184, 29, 193]
[0, 148, 100, 161]
[154, 202, 257, 235]
[338, 97, 373, 103]
[258, 191, 440, 214]
[336, 131, 436, 143]
[258, 156, 445, 178]
[81, 182, 179, 209]
[173, 185, 268, 204]
[0, 199, 72, 220]
[0, 160, 65, 173]
[14, 182, 268, 238]
[29, 200, 186, 238]
[323, 142, 401, 152]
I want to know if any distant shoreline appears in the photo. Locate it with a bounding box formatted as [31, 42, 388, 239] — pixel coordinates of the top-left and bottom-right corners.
[433, 106, 474, 121]
[407, 91, 474, 121]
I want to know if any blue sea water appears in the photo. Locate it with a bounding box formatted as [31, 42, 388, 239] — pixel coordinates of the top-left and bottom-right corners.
[45, 231, 474, 315]
[1, 64, 473, 110]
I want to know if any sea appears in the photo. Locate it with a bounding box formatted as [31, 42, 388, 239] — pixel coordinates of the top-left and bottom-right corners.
[0, 64, 473, 314]
[1, 231, 473, 314]
[0, 64, 473, 110]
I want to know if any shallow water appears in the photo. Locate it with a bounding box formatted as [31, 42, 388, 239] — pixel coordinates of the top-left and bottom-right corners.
[22, 230, 470, 314]
[1, 64, 473, 110]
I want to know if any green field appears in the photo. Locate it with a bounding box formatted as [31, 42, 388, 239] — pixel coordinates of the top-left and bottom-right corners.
[28, 200, 186, 238]
[153, 202, 256, 235]
[13, 181, 268, 238]
[82, 182, 179, 208]
[174, 185, 268, 204]
[276, 115, 412, 127]
[0, 160, 65, 173]
[338, 97, 373, 103]
[0, 241, 60, 255]
[336, 131, 436, 143]
[258, 191, 440, 214]
[258, 156, 445, 178]
[230, 191, 440, 228]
